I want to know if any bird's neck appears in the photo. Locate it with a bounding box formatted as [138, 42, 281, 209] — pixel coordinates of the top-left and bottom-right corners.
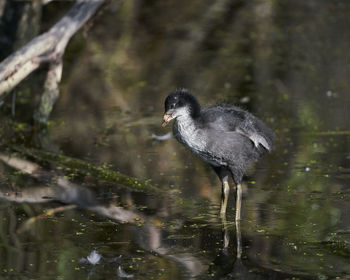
[176, 114, 197, 131]
[173, 114, 202, 149]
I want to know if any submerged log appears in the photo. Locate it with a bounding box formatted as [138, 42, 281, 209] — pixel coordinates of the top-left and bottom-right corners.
[6, 146, 159, 193]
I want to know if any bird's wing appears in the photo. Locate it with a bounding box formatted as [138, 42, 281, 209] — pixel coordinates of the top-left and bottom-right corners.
[200, 105, 274, 151]
[236, 126, 272, 151]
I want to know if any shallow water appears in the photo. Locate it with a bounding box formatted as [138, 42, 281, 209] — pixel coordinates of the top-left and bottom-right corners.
[0, 0, 350, 279]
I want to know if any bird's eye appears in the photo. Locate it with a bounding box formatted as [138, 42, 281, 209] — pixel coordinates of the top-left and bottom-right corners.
[170, 104, 176, 109]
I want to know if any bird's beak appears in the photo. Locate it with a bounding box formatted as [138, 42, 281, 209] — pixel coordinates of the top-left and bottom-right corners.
[162, 113, 174, 127]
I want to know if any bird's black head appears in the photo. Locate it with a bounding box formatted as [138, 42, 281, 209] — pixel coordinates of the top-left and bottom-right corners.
[162, 89, 201, 127]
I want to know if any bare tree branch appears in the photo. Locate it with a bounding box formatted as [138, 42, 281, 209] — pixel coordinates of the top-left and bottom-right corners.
[34, 60, 63, 123]
[0, 0, 104, 121]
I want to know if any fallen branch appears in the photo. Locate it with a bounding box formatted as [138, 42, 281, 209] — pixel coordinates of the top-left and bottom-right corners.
[5, 146, 159, 193]
[0, 0, 104, 122]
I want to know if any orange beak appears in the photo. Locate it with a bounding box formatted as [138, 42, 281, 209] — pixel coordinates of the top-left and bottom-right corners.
[162, 113, 174, 127]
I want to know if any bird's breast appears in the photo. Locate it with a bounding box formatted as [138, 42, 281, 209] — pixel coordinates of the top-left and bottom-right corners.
[173, 119, 231, 167]
[173, 119, 206, 154]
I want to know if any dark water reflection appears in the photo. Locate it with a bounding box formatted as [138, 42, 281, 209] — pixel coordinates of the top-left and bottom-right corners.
[1, 0, 350, 279]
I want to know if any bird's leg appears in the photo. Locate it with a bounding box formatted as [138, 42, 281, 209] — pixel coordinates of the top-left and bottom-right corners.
[221, 215, 230, 250]
[220, 176, 230, 218]
[235, 217, 242, 259]
[235, 183, 242, 221]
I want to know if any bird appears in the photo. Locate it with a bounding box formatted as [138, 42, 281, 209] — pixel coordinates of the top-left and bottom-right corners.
[162, 89, 274, 220]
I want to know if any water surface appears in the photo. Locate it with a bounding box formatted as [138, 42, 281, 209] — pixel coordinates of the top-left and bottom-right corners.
[0, 0, 349, 279]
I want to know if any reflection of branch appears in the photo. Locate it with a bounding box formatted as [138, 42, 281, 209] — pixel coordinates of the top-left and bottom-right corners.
[0, 0, 104, 122]
[0, 151, 151, 223]
[17, 205, 76, 233]
[0, 152, 207, 277]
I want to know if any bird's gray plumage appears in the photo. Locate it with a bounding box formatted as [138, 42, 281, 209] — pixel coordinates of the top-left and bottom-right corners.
[165, 90, 274, 185]
[174, 115, 264, 184]
[199, 105, 274, 152]
[163, 89, 275, 218]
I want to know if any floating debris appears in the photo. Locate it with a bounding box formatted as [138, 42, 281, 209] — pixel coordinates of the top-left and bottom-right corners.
[117, 266, 134, 278]
[80, 250, 101, 265]
[87, 250, 101, 265]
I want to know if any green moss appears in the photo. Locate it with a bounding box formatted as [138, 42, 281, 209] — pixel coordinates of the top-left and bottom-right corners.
[15, 147, 159, 193]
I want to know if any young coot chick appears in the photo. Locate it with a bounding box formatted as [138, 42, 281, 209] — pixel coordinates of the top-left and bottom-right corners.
[162, 89, 274, 220]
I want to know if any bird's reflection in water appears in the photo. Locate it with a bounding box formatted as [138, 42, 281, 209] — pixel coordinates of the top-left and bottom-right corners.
[209, 215, 245, 278]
